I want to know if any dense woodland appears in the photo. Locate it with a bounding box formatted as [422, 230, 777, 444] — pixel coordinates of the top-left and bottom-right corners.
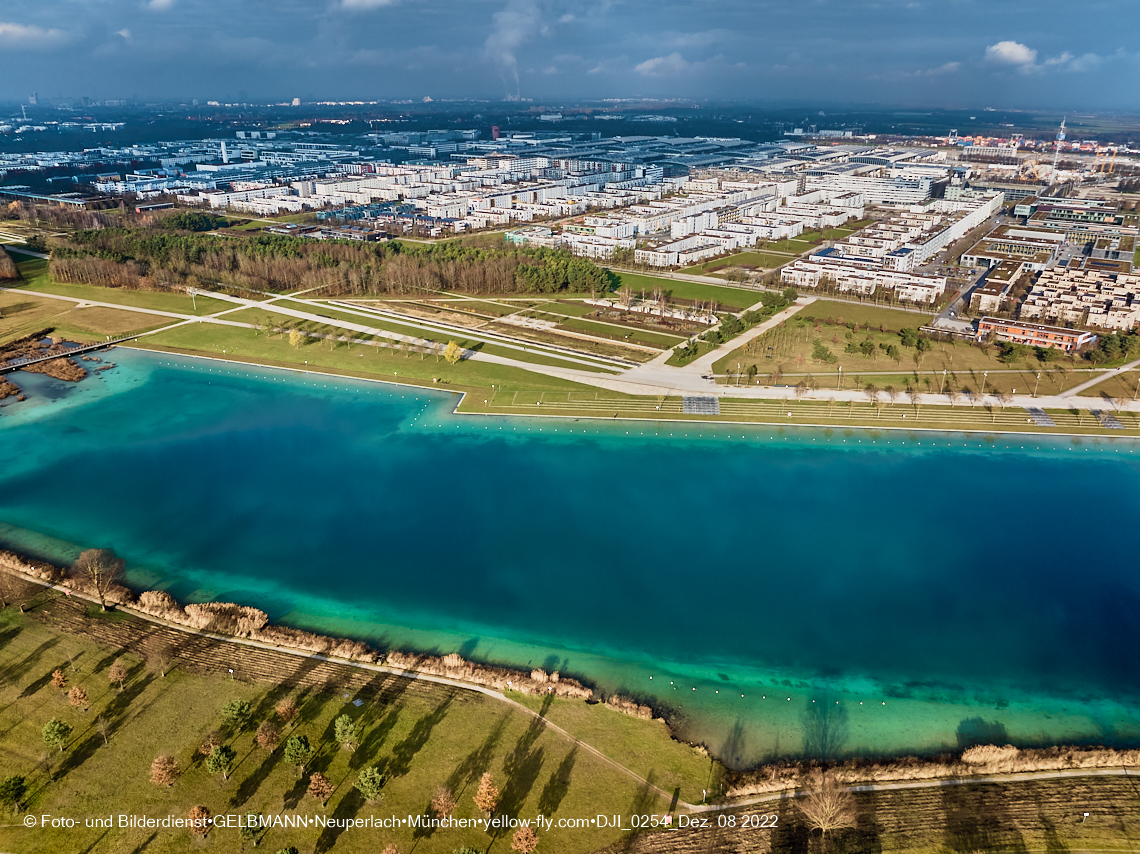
[49, 226, 610, 297]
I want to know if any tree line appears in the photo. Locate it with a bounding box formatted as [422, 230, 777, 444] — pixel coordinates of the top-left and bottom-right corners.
[50, 226, 609, 297]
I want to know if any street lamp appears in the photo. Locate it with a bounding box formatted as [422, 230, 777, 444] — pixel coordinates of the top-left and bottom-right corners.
[1034, 372, 1041, 398]
[836, 366, 842, 389]
[1134, 375, 1140, 401]
[939, 369, 947, 395]
[981, 371, 988, 396]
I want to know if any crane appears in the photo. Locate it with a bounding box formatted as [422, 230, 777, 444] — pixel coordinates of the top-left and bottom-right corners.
[1050, 117, 1067, 177]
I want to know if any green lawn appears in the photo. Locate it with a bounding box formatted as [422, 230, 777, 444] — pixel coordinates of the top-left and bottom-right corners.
[535, 313, 683, 348]
[136, 323, 602, 393]
[608, 272, 756, 311]
[0, 609, 679, 854]
[801, 300, 936, 330]
[12, 274, 231, 317]
[685, 251, 795, 274]
[221, 306, 619, 373]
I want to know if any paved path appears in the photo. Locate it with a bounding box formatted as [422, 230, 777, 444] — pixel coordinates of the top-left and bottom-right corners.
[0, 245, 50, 260]
[11, 569, 688, 811]
[675, 298, 812, 376]
[1060, 356, 1140, 398]
[7, 568, 1136, 819]
[1, 287, 252, 327]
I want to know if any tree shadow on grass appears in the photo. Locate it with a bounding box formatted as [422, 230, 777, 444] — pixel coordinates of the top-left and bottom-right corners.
[0, 625, 21, 653]
[941, 782, 1029, 853]
[8, 637, 61, 694]
[248, 658, 323, 725]
[447, 712, 511, 799]
[230, 746, 285, 810]
[54, 732, 103, 781]
[126, 832, 158, 853]
[386, 693, 455, 780]
[314, 788, 365, 854]
[613, 772, 660, 853]
[537, 745, 577, 818]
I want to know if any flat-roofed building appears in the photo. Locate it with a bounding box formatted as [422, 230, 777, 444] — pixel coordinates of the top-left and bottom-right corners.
[970, 260, 1027, 314]
[1019, 266, 1140, 330]
[977, 317, 1096, 351]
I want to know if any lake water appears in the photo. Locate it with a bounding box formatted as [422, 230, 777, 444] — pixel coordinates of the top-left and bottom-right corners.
[3, 349, 1140, 769]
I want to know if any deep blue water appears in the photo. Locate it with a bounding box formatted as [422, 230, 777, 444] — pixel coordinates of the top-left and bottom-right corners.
[3, 350, 1140, 766]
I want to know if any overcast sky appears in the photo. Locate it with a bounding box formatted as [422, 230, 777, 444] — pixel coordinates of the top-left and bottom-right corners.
[1, 0, 1137, 108]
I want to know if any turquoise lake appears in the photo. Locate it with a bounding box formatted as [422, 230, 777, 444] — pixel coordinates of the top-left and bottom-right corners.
[2, 349, 1139, 769]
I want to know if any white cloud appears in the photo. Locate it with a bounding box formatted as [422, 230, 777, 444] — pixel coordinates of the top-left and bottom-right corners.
[985, 40, 1038, 72]
[0, 21, 67, 48]
[147, 0, 176, 10]
[558, 13, 575, 23]
[1047, 51, 1103, 72]
[634, 52, 690, 76]
[913, 61, 960, 76]
[116, 28, 132, 39]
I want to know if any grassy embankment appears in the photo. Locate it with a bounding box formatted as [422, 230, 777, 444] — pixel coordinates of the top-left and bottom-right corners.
[9, 261, 1138, 434]
[0, 601, 711, 854]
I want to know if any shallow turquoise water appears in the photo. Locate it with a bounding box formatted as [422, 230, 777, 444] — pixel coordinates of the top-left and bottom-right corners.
[2, 349, 1140, 768]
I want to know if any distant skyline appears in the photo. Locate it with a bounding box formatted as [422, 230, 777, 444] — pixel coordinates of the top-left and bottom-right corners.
[1, 0, 1138, 110]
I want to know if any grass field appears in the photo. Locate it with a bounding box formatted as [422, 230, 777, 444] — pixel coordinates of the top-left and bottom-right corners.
[0, 292, 170, 346]
[11, 265, 231, 317]
[0, 606, 687, 854]
[136, 323, 603, 394]
[684, 251, 796, 274]
[1077, 368, 1140, 403]
[801, 300, 937, 329]
[608, 272, 757, 311]
[222, 306, 621, 373]
[711, 309, 1097, 397]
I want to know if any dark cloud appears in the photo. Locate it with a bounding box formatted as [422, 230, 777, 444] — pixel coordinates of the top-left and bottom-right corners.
[0, 0, 1136, 107]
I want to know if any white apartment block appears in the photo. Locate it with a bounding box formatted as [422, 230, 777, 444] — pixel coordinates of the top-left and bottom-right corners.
[1019, 266, 1140, 330]
[781, 253, 947, 304]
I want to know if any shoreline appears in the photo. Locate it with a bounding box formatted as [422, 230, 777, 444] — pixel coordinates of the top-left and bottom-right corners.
[2, 545, 1139, 810]
[125, 344, 1140, 441]
[6, 348, 1140, 779]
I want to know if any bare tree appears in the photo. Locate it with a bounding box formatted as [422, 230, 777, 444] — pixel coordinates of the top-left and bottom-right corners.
[0, 571, 35, 613]
[308, 772, 334, 807]
[70, 548, 124, 611]
[188, 805, 211, 837]
[199, 731, 222, 757]
[68, 686, 88, 710]
[884, 386, 898, 408]
[863, 384, 880, 409]
[150, 754, 180, 787]
[431, 785, 457, 818]
[275, 698, 298, 723]
[617, 285, 633, 310]
[907, 387, 921, 415]
[144, 636, 173, 678]
[51, 670, 68, 691]
[108, 658, 129, 692]
[798, 771, 856, 839]
[511, 825, 539, 853]
[473, 772, 499, 815]
[256, 720, 281, 751]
